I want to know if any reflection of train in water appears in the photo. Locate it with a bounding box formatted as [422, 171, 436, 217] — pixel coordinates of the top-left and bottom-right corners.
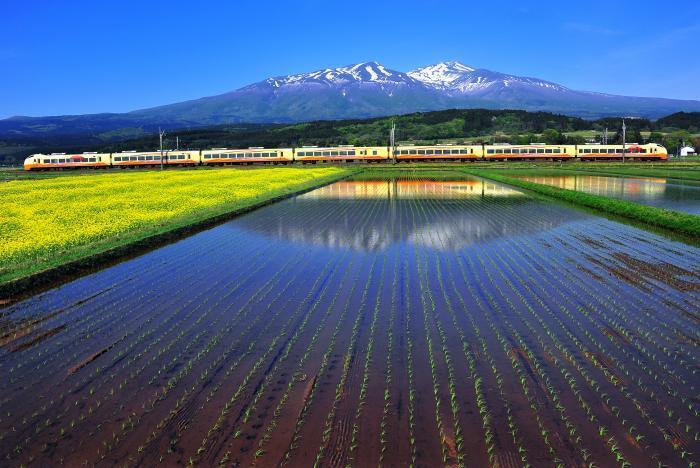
[23, 142, 667, 170]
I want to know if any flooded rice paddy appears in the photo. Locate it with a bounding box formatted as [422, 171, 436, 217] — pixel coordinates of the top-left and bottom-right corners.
[514, 173, 700, 214]
[1, 176, 699, 467]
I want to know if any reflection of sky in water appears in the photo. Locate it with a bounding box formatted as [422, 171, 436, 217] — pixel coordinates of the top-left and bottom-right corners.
[516, 175, 700, 215]
[233, 179, 588, 252]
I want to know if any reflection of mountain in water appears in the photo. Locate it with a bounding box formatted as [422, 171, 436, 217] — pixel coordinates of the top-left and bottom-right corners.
[233, 180, 584, 252]
[297, 179, 525, 200]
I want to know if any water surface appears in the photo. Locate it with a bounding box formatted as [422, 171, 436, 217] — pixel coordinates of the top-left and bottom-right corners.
[515, 173, 700, 214]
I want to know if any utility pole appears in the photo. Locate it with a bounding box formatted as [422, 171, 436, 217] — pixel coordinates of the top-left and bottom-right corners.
[176, 136, 179, 151]
[390, 121, 397, 164]
[621, 119, 626, 163]
[159, 128, 166, 170]
[603, 127, 608, 145]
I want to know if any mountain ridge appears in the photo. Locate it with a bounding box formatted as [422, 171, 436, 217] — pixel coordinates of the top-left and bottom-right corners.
[2, 60, 700, 138]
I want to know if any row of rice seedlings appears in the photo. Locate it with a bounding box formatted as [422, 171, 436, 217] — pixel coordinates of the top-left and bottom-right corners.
[159, 249, 332, 464]
[407, 195, 457, 466]
[262, 259, 363, 465]
[378, 253, 399, 466]
[259, 197, 388, 464]
[413, 219, 467, 465]
[513, 227, 696, 390]
[1, 226, 248, 394]
[558, 230, 699, 370]
[194, 251, 349, 463]
[46, 250, 292, 463]
[97, 249, 317, 462]
[346, 252, 388, 463]
[460, 243, 588, 466]
[443, 253, 533, 466]
[509, 232, 698, 434]
[403, 257, 418, 467]
[452, 245, 577, 467]
[278, 261, 370, 463]
[501, 235, 697, 462]
[218, 251, 357, 464]
[465, 194, 692, 462]
[560, 223, 699, 355]
[480, 242, 636, 466]
[4, 247, 259, 462]
[421, 192, 534, 466]
[311, 256, 379, 467]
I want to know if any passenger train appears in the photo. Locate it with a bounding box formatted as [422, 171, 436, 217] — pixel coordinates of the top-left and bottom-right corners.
[23, 142, 667, 170]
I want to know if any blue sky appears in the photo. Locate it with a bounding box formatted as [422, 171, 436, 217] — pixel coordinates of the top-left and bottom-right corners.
[2, 0, 699, 118]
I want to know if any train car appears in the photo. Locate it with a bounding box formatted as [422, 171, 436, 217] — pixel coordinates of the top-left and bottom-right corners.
[294, 146, 388, 163]
[23, 152, 111, 171]
[393, 144, 481, 162]
[483, 143, 573, 161]
[575, 143, 667, 161]
[111, 150, 200, 167]
[201, 147, 292, 165]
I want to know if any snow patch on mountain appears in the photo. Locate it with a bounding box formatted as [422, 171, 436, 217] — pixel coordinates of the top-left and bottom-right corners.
[407, 61, 476, 88]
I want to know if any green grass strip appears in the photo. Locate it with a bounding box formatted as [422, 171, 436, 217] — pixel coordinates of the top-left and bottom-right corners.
[464, 169, 700, 238]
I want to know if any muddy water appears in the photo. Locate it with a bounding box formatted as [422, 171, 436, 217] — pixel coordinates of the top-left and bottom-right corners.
[515, 173, 700, 214]
[0, 177, 698, 467]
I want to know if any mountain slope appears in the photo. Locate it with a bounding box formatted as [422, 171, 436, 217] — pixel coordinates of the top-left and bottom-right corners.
[2, 60, 700, 138]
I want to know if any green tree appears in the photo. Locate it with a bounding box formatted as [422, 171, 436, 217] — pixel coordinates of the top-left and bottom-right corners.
[542, 128, 561, 144]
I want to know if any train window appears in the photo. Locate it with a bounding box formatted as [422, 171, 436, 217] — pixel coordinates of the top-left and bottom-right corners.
[554, 148, 560, 153]
[536, 149, 544, 153]
[432, 150, 440, 155]
[400, 150, 407, 155]
[372, 150, 377, 155]
[487, 149, 494, 154]
[545, 149, 553, 154]
[347, 151, 356, 156]
[58, 159, 65, 163]
[640, 149, 647, 153]
[462, 149, 469, 154]
[137, 156, 144, 161]
[502, 149, 511, 154]
[416, 150, 425, 155]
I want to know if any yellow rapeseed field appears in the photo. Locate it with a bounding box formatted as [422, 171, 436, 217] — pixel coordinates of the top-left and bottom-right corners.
[0, 167, 348, 283]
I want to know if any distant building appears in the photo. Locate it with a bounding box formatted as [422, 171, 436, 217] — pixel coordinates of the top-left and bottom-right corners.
[680, 146, 697, 156]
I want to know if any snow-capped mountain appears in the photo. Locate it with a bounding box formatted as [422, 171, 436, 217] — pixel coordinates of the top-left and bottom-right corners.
[2, 60, 700, 137]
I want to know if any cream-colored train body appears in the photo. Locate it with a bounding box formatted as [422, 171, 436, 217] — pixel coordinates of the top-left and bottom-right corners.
[295, 146, 388, 163]
[394, 144, 481, 161]
[575, 143, 667, 161]
[483, 143, 574, 161]
[201, 148, 293, 165]
[112, 150, 200, 167]
[23, 152, 111, 170]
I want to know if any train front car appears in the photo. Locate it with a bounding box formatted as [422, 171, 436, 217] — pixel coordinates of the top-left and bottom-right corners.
[201, 148, 293, 165]
[23, 152, 111, 171]
[112, 150, 200, 167]
[576, 143, 668, 161]
[483, 143, 573, 161]
[295, 146, 388, 163]
[394, 144, 480, 162]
